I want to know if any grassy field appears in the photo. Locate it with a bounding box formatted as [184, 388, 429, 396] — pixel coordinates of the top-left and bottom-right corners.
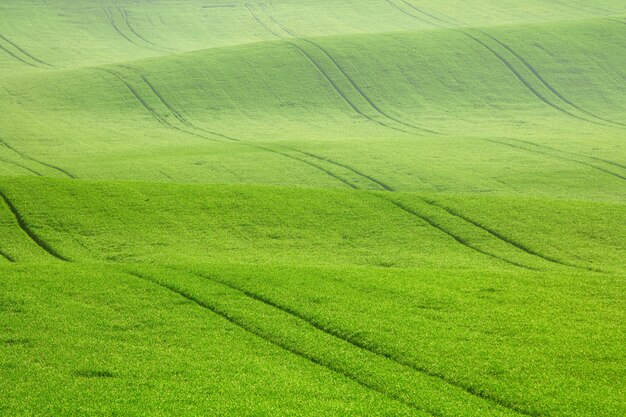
[1, 1, 625, 415]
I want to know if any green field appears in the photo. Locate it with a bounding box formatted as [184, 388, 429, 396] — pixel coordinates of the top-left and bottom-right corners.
[1, 1, 625, 415]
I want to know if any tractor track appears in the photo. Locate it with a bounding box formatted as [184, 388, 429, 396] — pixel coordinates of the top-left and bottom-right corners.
[0, 156, 42, 176]
[0, 44, 37, 68]
[101, 62, 592, 273]
[424, 199, 597, 271]
[487, 138, 626, 181]
[127, 270, 432, 416]
[461, 32, 607, 127]
[0, 248, 15, 263]
[384, 0, 623, 129]
[184, 267, 536, 416]
[103, 7, 164, 53]
[476, 31, 626, 128]
[0, 189, 70, 262]
[245, 3, 437, 136]
[384, 198, 536, 270]
[0, 138, 75, 179]
[0, 33, 52, 67]
[117, 6, 161, 48]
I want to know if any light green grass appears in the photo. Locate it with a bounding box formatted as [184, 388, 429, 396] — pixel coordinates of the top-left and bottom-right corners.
[0, 0, 625, 416]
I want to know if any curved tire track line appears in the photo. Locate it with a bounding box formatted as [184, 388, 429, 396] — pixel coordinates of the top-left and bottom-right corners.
[384, 1, 618, 128]
[396, 2, 625, 128]
[0, 43, 37, 67]
[395, 0, 457, 25]
[487, 138, 626, 181]
[0, 33, 52, 67]
[103, 7, 138, 46]
[264, 3, 440, 136]
[127, 270, 426, 415]
[281, 146, 395, 191]
[0, 156, 43, 176]
[187, 268, 534, 417]
[300, 37, 440, 135]
[0, 138, 75, 179]
[99, 68, 222, 144]
[118, 66, 239, 142]
[280, 146, 583, 271]
[101, 67, 358, 188]
[0, 190, 69, 262]
[102, 7, 162, 53]
[461, 32, 607, 127]
[0, 248, 15, 263]
[246, 3, 436, 136]
[477, 31, 626, 128]
[117, 6, 159, 47]
[382, 197, 536, 271]
[99, 68, 170, 127]
[424, 199, 597, 272]
[117, 6, 174, 53]
[118, 66, 359, 187]
[286, 43, 418, 135]
[501, 137, 626, 171]
[383, 0, 435, 25]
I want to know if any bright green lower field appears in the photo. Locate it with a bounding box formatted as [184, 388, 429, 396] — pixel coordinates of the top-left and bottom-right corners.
[1, 0, 625, 416]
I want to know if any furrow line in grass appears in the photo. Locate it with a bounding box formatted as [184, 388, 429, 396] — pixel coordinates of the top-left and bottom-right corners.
[102, 7, 139, 47]
[131, 71, 362, 186]
[0, 189, 69, 262]
[298, 37, 440, 135]
[382, 0, 434, 25]
[102, 7, 162, 53]
[101, 66, 361, 187]
[117, 66, 243, 142]
[395, 0, 458, 25]
[487, 138, 626, 182]
[265, 149, 359, 189]
[286, 43, 417, 135]
[0, 43, 37, 67]
[127, 270, 429, 416]
[244, 3, 283, 37]
[281, 147, 395, 191]
[278, 146, 563, 270]
[0, 138, 75, 179]
[461, 32, 607, 127]
[117, 6, 162, 49]
[476, 31, 626, 128]
[546, 0, 616, 16]
[0, 33, 52, 67]
[248, 3, 404, 134]
[99, 68, 171, 127]
[276, 146, 591, 271]
[0, 156, 43, 176]
[264, 3, 439, 135]
[384, 197, 536, 270]
[186, 268, 535, 416]
[247, 3, 434, 136]
[501, 137, 626, 171]
[158, 170, 176, 182]
[0, 248, 15, 263]
[424, 199, 598, 271]
[103, 67, 222, 141]
[383, 1, 618, 128]
[605, 17, 626, 26]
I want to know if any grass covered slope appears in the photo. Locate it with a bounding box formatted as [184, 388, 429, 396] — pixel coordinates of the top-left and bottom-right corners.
[1, 0, 625, 416]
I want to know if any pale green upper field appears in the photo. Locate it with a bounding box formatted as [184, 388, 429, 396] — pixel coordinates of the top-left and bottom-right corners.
[0, 1, 625, 416]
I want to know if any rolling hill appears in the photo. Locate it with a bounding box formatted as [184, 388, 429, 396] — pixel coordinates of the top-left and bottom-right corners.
[1, 1, 625, 416]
